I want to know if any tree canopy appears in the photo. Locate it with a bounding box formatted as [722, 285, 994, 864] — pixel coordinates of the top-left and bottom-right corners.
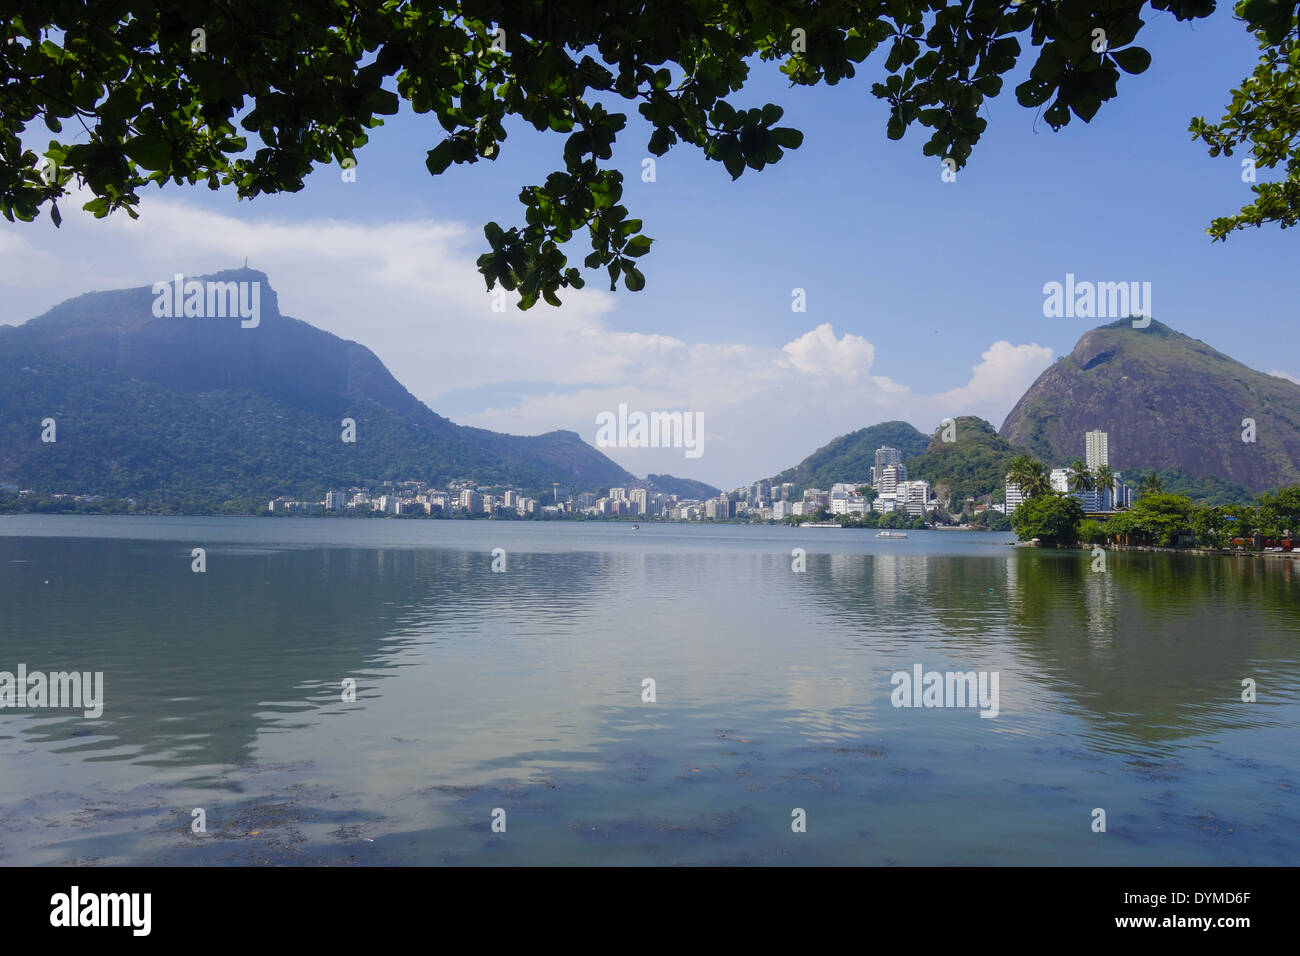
[1105, 491, 1195, 546]
[1010, 492, 1085, 545]
[2, 1, 1295, 308]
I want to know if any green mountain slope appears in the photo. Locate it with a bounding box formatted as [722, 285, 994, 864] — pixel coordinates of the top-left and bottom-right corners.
[999, 319, 1300, 493]
[768, 420, 929, 491]
[907, 416, 1027, 503]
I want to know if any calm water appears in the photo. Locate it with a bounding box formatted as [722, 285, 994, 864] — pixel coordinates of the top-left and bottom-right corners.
[0, 515, 1296, 865]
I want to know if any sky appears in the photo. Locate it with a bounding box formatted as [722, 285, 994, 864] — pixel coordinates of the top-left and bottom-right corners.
[2, 9, 1298, 489]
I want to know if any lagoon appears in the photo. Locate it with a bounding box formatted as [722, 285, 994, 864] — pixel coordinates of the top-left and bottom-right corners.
[0, 516, 1296, 865]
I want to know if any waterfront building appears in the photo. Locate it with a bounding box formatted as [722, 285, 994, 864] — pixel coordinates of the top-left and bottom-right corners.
[1004, 481, 1024, 515]
[899, 480, 933, 516]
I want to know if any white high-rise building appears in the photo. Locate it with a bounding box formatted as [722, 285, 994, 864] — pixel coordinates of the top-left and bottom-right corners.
[1085, 430, 1109, 469]
[1005, 481, 1025, 515]
[872, 446, 903, 486]
[899, 480, 933, 516]
[831, 492, 867, 515]
[879, 464, 907, 494]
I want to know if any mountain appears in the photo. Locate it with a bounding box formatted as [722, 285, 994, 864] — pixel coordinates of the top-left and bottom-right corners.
[768, 420, 929, 491]
[0, 269, 635, 502]
[907, 416, 1027, 503]
[1000, 319, 1300, 493]
[645, 474, 722, 500]
[1117, 469, 1254, 506]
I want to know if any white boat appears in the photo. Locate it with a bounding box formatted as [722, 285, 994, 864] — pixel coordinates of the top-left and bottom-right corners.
[875, 531, 908, 539]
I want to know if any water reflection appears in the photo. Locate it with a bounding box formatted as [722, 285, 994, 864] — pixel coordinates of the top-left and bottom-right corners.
[0, 520, 1296, 865]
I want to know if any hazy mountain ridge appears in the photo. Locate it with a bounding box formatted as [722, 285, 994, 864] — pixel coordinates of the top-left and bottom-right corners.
[0, 270, 636, 498]
[645, 473, 722, 500]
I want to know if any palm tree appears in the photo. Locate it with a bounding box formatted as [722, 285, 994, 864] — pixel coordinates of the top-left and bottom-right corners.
[1067, 458, 1094, 496]
[1007, 455, 1050, 499]
[1142, 472, 1163, 496]
[1094, 464, 1116, 509]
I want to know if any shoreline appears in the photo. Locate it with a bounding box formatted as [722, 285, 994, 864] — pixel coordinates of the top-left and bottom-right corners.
[1019, 540, 1300, 560]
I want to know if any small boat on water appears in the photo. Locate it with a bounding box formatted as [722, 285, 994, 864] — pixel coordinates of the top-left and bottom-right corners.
[876, 531, 908, 539]
[632, 524, 640, 530]
[800, 521, 841, 528]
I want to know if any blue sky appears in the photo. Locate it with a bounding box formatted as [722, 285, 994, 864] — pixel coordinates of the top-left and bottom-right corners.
[2, 8, 1297, 488]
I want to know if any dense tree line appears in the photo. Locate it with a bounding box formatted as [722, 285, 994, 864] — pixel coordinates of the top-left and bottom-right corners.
[1008, 449, 1300, 549]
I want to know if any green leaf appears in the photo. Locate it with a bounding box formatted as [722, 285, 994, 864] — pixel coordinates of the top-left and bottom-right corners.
[1111, 47, 1152, 75]
[623, 266, 645, 291]
[1071, 94, 1103, 122]
[1015, 79, 1054, 108]
[624, 235, 652, 257]
[716, 136, 745, 178]
[771, 127, 803, 148]
[426, 142, 455, 174]
[589, 177, 619, 209]
[124, 135, 171, 171]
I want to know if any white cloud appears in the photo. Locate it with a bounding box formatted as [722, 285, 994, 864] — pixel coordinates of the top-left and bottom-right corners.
[781, 323, 875, 377]
[933, 340, 1056, 419]
[0, 229, 69, 289]
[0, 193, 1054, 487]
[1269, 370, 1300, 385]
[463, 329, 1052, 485]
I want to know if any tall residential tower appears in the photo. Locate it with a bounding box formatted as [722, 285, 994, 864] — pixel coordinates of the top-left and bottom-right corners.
[1085, 430, 1109, 470]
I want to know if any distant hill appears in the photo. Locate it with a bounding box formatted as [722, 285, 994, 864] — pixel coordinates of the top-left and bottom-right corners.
[768, 420, 929, 491]
[907, 416, 1027, 504]
[645, 473, 721, 500]
[1000, 319, 1300, 493]
[0, 269, 636, 502]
